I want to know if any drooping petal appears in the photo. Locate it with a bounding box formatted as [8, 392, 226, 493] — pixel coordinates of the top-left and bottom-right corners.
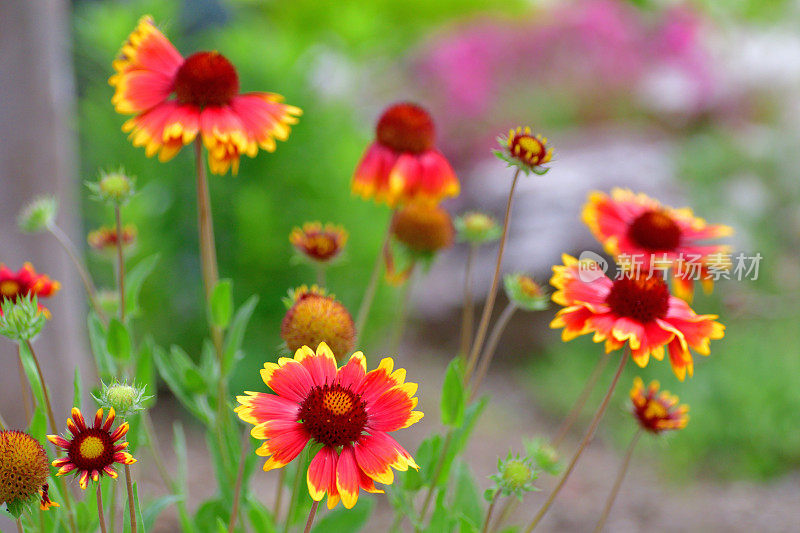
[336, 445, 361, 509]
[307, 446, 340, 508]
[200, 105, 251, 175]
[230, 93, 301, 152]
[387, 150, 458, 206]
[351, 143, 398, 204]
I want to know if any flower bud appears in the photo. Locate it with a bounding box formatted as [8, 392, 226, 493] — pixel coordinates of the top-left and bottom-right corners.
[17, 197, 58, 234]
[504, 273, 549, 311]
[0, 295, 46, 341]
[88, 169, 135, 204]
[93, 380, 151, 416]
[455, 211, 501, 245]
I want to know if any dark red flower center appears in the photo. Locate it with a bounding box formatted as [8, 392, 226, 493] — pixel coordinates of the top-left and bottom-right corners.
[606, 275, 670, 323]
[67, 429, 115, 472]
[298, 232, 340, 261]
[627, 210, 682, 251]
[376, 103, 436, 153]
[298, 384, 367, 448]
[509, 134, 546, 166]
[174, 51, 239, 107]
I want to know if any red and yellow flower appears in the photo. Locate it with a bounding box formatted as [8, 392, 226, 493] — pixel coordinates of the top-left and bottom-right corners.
[630, 378, 688, 434]
[110, 16, 301, 175]
[582, 189, 732, 300]
[48, 407, 136, 489]
[236, 342, 423, 509]
[88, 225, 138, 252]
[0, 263, 60, 317]
[290, 222, 348, 263]
[352, 103, 459, 206]
[550, 255, 724, 380]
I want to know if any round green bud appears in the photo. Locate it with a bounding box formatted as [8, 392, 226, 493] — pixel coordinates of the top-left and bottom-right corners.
[18, 197, 58, 233]
[502, 459, 533, 489]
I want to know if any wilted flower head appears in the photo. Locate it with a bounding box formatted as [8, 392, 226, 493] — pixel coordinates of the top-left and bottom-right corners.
[281, 286, 355, 361]
[504, 273, 549, 311]
[290, 222, 348, 263]
[488, 451, 538, 500]
[0, 295, 46, 341]
[18, 197, 58, 234]
[88, 225, 138, 253]
[0, 431, 50, 514]
[236, 343, 422, 509]
[110, 16, 301, 175]
[495, 127, 553, 175]
[352, 102, 459, 206]
[93, 380, 152, 417]
[630, 377, 689, 434]
[455, 211, 502, 244]
[391, 202, 454, 255]
[87, 169, 135, 204]
[48, 407, 136, 489]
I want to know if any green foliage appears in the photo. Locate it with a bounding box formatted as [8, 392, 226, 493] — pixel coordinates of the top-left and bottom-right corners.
[441, 358, 466, 426]
[210, 279, 234, 329]
[106, 318, 132, 360]
[311, 497, 374, 532]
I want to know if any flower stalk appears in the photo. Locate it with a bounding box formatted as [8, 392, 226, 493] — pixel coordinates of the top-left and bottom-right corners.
[470, 302, 517, 396]
[482, 491, 502, 533]
[459, 244, 477, 358]
[114, 204, 126, 321]
[303, 501, 319, 533]
[355, 217, 393, 336]
[593, 429, 641, 533]
[97, 484, 108, 533]
[525, 350, 629, 532]
[465, 169, 520, 381]
[124, 464, 137, 533]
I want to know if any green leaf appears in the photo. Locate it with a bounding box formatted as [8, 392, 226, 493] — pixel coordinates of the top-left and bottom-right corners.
[210, 279, 234, 329]
[154, 345, 213, 423]
[404, 435, 443, 491]
[441, 358, 466, 427]
[106, 318, 131, 361]
[18, 341, 45, 410]
[122, 481, 145, 533]
[88, 312, 116, 378]
[73, 367, 84, 411]
[222, 295, 258, 375]
[173, 422, 189, 493]
[246, 498, 277, 533]
[435, 398, 489, 488]
[26, 408, 47, 440]
[451, 462, 483, 529]
[135, 337, 156, 398]
[143, 494, 183, 531]
[422, 491, 454, 533]
[311, 496, 374, 533]
[124, 254, 159, 317]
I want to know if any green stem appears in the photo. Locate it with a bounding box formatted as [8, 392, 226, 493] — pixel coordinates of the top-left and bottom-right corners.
[315, 263, 326, 288]
[109, 479, 117, 533]
[593, 429, 641, 533]
[465, 169, 520, 381]
[551, 350, 613, 449]
[524, 351, 629, 532]
[283, 459, 304, 533]
[489, 497, 516, 533]
[273, 466, 286, 524]
[303, 501, 319, 533]
[23, 340, 77, 533]
[388, 270, 414, 354]
[227, 428, 250, 533]
[459, 244, 477, 359]
[417, 431, 453, 530]
[469, 302, 516, 396]
[17, 347, 32, 423]
[16, 518, 24, 533]
[482, 491, 501, 533]
[124, 464, 138, 533]
[97, 484, 108, 533]
[354, 216, 393, 337]
[114, 204, 126, 321]
[47, 223, 107, 323]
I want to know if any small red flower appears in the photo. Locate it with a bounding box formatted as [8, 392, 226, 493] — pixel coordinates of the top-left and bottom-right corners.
[88, 225, 138, 252]
[110, 16, 301, 175]
[236, 343, 423, 509]
[550, 255, 725, 380]
[352, 103, 459, 206]
[48, 407, 136, 489]
[289, 222, 348, 263]
[500, 127, 553, 173]
[0, 263, 60, 317]
[630, 378, 689, 434]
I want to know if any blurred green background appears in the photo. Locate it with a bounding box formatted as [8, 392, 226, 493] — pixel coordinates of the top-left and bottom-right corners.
[73, 0, 800, 483]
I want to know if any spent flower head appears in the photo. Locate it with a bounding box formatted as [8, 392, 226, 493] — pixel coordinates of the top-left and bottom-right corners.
[455, 211, 502, 245]
[93, 380, 152, 417]
[391, 201, 454, 256]
[630, 377, 689, 434]
[504, 274, 549, 311]
[87, 169, 136, 204]
[0, 430, 51, 517]
[487, 451, 539, 500]
[88, 225, 138, 253]
[290, 222, 348, 263]
[17, 197, 58, 234]
[495, 126, 553, 175]
[281, 286, 355, 361]
[0, 295, 46, 341]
